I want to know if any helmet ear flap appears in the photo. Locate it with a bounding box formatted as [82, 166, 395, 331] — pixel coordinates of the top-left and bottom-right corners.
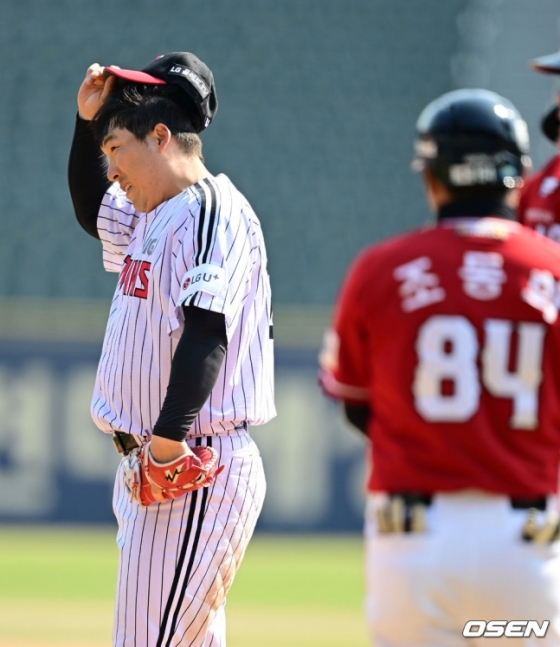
[541, 106, 560, 143]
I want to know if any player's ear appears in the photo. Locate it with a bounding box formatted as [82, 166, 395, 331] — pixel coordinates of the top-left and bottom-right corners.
[152, 123, 173, 152]
[422, 168, 438, 213]
[423, 168, 450, 213]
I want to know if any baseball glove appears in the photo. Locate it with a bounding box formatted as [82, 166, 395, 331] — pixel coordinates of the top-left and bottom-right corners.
[123, 441, 223, 506]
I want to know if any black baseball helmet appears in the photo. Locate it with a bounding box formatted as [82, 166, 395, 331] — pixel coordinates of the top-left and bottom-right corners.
[412, 89, 531, 192]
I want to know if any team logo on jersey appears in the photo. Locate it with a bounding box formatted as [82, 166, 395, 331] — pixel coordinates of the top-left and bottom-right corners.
[458, 251, 506, 300]
[393, 257, 446, 312]
[539, 176, 560, 197]
[119, 255, 151, 299]
[141, 236, 158, 255]
[179, 263, 227, 304]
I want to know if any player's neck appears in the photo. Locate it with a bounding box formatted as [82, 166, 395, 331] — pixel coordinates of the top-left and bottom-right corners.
[437, 198, 515, 221]
[168, 156, 209, 194]
[147, 157, 210, 211]
[152, 156, 209, 209]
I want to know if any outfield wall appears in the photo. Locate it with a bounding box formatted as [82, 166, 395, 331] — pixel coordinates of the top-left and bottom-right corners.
[0, 300, 366, 532]
[1, 0, 559, 305]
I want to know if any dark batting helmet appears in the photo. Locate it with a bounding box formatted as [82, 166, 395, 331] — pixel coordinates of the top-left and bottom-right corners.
[528, 50, 560, 143]
[412, 89, 531, 192]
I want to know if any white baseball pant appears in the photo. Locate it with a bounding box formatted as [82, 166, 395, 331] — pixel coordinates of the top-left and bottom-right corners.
[365, 491, 560, 647]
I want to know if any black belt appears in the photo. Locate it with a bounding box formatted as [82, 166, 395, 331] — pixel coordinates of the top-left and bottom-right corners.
[112, 431, 140, 456]
[510, 497, 548, 511]
[392, 493, 547, 512]
[112, 422, 249, 456]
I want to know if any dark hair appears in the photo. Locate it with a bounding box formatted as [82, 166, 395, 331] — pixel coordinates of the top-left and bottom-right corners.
[92, 81, 203, 159]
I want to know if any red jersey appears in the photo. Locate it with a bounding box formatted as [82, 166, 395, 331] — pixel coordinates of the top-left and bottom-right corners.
[518, 154, 560, 241]
[320, 217, 560, 497]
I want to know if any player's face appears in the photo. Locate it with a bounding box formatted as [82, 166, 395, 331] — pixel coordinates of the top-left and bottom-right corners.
[101, 128, 163, 213]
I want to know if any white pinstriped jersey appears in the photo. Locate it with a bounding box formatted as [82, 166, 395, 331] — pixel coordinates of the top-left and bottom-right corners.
[91, 173, 275, 438]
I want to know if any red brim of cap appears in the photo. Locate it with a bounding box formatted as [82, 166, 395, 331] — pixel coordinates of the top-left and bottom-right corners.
[104, 66, 167, 85]
[529, 52, 560, 74]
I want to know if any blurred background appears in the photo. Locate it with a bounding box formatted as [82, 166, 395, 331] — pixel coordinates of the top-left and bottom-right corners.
[3, 0, 560, 531]
[1, 0, 560, 645]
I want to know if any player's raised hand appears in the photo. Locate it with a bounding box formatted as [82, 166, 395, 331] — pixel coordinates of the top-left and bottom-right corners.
[77, 63, 117, 121]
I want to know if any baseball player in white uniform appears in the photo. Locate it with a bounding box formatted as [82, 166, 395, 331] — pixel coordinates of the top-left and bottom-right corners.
[67, 52, 275, 647]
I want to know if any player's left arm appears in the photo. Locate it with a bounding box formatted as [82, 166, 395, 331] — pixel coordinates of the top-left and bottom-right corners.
[128, 305, 227, 504]
[151, 305, 228, 447]
[162, 189, 260, 457]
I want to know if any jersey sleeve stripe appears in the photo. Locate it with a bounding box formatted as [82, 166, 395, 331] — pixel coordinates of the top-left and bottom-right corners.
[201, 179, 218, 265]
[187, 178, 223, 307]
[193, 183, 208, 267]
[187, 183, 209, 306]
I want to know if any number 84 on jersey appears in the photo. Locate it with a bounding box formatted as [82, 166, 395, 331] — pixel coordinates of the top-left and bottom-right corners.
[413, 315, 544, 429]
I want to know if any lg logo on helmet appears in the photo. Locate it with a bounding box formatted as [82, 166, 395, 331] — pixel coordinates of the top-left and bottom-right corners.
[463, 620, 549, 638]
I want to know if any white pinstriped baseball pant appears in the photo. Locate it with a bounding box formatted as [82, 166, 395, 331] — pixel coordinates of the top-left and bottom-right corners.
[111, 429, 266, 647]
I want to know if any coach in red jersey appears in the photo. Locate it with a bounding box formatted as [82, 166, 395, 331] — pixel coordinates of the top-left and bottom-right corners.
[320, 89, 560, 646]
[518, 50, 560, 240]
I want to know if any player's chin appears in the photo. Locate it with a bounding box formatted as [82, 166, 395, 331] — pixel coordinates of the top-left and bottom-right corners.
[129, 194, 147, 212]
[134, 195, 158, 213]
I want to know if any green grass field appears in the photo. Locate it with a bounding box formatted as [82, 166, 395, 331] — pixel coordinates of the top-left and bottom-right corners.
[0, 527, 369, 647]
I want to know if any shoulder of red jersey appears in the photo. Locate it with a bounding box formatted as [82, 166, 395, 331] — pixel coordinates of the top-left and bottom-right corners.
[513, 219, 560, 260]
[518, 154, 560, 219]
[349, 223, 438, 269]
[346, 218, 560, 287]
[347, 218, 513, 272]
[526, 153, 560, 184]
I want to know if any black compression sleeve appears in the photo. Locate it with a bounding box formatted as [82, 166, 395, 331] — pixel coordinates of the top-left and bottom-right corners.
[344, 403, 371, 438]
[152, 306, 228, 442]
[68, 115, 110, 239]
